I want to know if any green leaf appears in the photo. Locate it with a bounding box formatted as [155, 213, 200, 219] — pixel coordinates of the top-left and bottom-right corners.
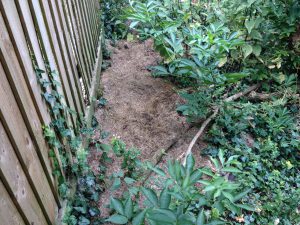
[100, 144, 111, 152]
[218, 57, 227, 67]
[130, 21, 140, 28]
[186, 154, 195, 175]
[206, 220, 226, 225]
[147, 162, 166, 177]
[167, 160, 176, 180]
[242, 44, 253, 58]
[235, 203, 256, 211]
[190, 169, 202, 184]
[222, 167, 241, 173]
[141, 187, 158, 207]
[233, 189, 252, 202]
[106, 214, 128, 224]
[252, 45, 262, 57]
[196, 209, 205, 225]
[132, 210, 147, 225]
[147, 209, 177, 223]
[222, 191, 234, 202]
[125, 197, 133, 219]
[218, 150, 225, 166]
[159, 188, 171, 209]
[124, 177, 136, 185]
[111, 178, 121, 191]
[245, 19, 255, 33]
[110, 197, 125, 215]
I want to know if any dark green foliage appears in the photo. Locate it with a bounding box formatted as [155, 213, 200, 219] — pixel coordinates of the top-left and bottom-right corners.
[100, 0, 129, 41]
[126, 0, 300, 224]
[203, 100, 300, 224]
[108, 153, 256, 224]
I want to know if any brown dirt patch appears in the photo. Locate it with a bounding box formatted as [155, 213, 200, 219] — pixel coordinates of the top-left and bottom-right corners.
[88, 39, 209, 221]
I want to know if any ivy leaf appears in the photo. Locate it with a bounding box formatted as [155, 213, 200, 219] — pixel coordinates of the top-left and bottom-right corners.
[106, 214, 128, 224]
[98, 97, 108, 107]
[242, 44, 253, 58]
[78, 216, 90, 225]
[89, 207, 100, 217]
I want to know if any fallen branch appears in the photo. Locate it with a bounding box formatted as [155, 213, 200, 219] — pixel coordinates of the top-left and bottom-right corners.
[183, 83, 261, 165]
[248, 91, 282, 101]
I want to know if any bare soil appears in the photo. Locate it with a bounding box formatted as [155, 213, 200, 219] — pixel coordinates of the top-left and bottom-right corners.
[88, 40, 209, 220]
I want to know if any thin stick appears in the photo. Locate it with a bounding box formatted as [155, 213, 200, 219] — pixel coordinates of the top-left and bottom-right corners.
[183, 83, 261, 165]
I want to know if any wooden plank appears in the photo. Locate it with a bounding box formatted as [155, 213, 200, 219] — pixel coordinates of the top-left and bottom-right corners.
[26, 0, 74, 127]
[0, 9, 60, 207]
[29, 0, 77, 127]
[85, 32, 103, 127]
[85, 0, 97, 56]
[55, 0, 85, 113]
[66, 0, 91, 89]
[0, 0, 51, 126]
[63, 0, 91, 99]
[94, 0, 101, 47]
[73, 0, 93, 82]
[47, 0, 83, 115]
[0, 179, 26, 225]
[14, 0, 65, 183]
[81, 0, 96, 65]
[0, 62, 57, 224]
[0, 121, 49, 225]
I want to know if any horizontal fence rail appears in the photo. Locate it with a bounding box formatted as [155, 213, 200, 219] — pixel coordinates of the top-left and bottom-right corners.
[0, 0, 102, 224]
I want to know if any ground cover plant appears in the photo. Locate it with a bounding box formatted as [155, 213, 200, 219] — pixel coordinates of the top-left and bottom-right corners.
[119, 0, 300, 224]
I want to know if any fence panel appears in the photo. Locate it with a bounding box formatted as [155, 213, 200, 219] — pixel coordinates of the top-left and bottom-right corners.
[0, 0, 102, 224]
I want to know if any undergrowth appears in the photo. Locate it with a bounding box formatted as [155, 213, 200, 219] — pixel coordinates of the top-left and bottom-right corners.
[117, 0, 300, 224]
[33, 0, 300, 224]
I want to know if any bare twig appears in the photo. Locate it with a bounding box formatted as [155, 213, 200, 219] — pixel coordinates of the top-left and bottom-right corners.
[183, 83, 261, 165]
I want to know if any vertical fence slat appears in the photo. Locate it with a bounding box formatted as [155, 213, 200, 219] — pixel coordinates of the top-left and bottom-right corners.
[0, 1, 51, 126]
[81, 0, 96, 65]
[55, 0, 85, 113]
[64, 0, 91, 99]
[47, 0, 83, 116]
[0, 61, 56, 224]
[85, 0, 97, 58]
[30, 0, 77, 127]
[0, 8, 60, 209]
[94, 0, 101, 46]
[27, 0, 74, 126]
[0, 179, 26, 225]
[74, 0, 93, 81]
[15, 0, 65, 186]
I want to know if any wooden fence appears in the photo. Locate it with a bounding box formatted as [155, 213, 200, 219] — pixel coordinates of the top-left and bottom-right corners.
[0, 0, 102, 224]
